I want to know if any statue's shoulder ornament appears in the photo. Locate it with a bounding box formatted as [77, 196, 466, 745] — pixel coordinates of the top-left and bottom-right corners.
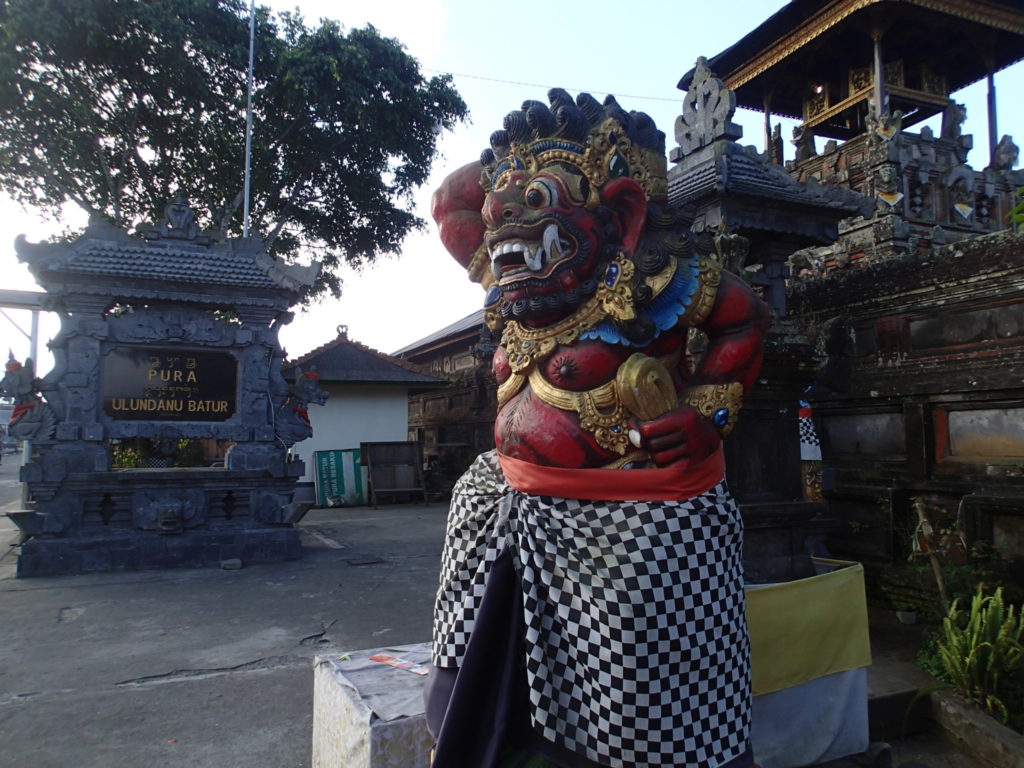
[580, 249, 722, 347]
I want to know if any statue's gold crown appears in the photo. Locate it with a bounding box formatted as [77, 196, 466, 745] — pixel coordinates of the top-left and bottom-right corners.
[481, 90, 668, 207]
[485, 117, 668, 207]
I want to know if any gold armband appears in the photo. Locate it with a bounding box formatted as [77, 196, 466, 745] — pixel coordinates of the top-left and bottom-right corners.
[683, 382, 744, 437]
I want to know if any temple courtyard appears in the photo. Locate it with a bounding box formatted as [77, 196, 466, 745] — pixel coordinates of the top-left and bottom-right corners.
[0, 456, 994, 767]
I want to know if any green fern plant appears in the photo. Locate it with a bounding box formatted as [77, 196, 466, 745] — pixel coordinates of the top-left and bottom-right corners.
[1010, 185, 1024, 233]
[111, 445, 141, 469]
[936, 586, 1023, 725]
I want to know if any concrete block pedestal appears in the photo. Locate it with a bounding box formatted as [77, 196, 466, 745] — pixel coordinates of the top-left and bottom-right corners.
[312, 642, 433, 768]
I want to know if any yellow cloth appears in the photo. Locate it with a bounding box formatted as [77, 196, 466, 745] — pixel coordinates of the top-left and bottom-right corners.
[746, 560, 872, 696]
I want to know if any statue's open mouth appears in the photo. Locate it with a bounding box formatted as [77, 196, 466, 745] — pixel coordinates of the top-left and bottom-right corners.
[487, 223, 575, 283]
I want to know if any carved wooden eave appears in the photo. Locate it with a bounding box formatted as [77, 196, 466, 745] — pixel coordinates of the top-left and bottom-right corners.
[678, 0, 1024, 137]
[14, 207, 319, 312]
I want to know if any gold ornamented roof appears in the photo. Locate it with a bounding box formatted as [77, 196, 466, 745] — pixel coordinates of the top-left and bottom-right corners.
[679, 0, 1024, 138]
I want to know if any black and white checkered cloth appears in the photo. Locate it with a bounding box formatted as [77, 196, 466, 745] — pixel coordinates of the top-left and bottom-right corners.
[433, 451, 751, 768]
[799, 416, 821, 461]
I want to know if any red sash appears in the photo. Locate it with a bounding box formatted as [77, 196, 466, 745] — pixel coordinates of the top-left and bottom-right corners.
[497, 446, 725, 502]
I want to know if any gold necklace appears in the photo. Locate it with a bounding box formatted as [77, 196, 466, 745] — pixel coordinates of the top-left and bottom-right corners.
[501, 348, 682, 455]
[500, 252, 637, 376]
[497, 254, 683, 407]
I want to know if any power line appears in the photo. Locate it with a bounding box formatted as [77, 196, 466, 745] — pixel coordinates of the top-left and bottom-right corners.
[424, 68, 682, 104]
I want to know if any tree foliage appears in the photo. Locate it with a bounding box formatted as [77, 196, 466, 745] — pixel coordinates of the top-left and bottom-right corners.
[0, 0, 467, 300]
[1010, 185, 1024, 233]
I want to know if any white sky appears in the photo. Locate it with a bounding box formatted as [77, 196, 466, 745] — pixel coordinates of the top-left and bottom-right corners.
[2, 0, 1023, 369]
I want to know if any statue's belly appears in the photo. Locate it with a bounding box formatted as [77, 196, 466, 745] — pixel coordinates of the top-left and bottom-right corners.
[492, 334, 684, 468]
[494, 387, 615, 468]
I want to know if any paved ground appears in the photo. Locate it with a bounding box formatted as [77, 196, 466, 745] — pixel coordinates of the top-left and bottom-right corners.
[0, 455, 995, 767]
[0, 453, 446, 768]
[0, 448, 23, 544]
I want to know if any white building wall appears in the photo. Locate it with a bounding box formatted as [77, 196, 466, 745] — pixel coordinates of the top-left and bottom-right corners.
[290, 384, 410, 482]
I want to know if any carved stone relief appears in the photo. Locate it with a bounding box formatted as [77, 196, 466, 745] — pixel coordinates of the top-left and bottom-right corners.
[945, 165, 976, 222]
[132, 489, 206, 533]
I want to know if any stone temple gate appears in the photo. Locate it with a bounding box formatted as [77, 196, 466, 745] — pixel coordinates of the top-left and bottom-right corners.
[8, 200, 325, 576]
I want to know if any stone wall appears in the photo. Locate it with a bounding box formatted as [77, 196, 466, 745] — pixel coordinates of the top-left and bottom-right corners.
[789, 229, 1024, 569]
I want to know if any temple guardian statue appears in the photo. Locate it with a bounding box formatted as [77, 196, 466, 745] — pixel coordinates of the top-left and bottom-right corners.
[426, 89, 768, 768]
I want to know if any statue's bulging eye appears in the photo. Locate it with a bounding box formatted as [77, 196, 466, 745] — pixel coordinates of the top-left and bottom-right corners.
[524, 178, 558, 208]
[608, 152, 628, 178]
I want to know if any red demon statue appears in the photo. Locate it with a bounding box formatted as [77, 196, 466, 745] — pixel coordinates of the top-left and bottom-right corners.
[425, 89, 769, 768]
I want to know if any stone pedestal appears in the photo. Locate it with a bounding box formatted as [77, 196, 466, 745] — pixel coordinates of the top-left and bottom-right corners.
[312, 643, 433, 768]
[17, 526, 300, 577]
[12, 465, 311, 576]
[743, 502, 822, 583]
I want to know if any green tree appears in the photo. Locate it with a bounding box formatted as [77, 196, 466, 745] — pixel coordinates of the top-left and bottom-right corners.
[0, 0, 467, 300]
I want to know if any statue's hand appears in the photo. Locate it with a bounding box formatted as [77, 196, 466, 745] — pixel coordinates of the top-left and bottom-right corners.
[431, 161, 486, 270]
[634, 406, 720, 468]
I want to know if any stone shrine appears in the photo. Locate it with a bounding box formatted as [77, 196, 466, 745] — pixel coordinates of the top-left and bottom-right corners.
[9, 200, 325, 576]
[681, 0, 1024, 580]
[667, 57, 875, 582]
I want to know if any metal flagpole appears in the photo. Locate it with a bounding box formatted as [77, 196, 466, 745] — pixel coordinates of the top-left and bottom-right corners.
[243, 0, 256, 238]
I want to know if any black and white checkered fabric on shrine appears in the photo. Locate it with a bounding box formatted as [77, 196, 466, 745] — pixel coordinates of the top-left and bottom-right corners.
[433, 451, 751, 768]
[799, 416, 821, 461]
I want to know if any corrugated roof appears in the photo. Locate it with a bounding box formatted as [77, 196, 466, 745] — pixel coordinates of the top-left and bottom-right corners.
[64, 239, 280, 289]
[670, 145, 872, 220]
[666, 164, 718, 207]
[15, 214, 318, 299]
[391, 309, 484, 356]
[285, 334, 446, 386]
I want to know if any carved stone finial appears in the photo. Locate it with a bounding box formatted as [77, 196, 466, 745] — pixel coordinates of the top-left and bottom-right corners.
[674, 57, 743, 156]
[163, 197, 197, 237]
[139, 197, 215, 244]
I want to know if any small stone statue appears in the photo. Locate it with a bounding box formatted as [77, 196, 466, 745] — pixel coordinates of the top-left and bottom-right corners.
[991, 135, 1020, 172]
[941, 102, 967, 141]
[0, 354, 56, 441]
[793, 124, 817, 161]
[875, 164, 905, 213]
[274, 367, 328, 447]
[770, 122, 784, 165]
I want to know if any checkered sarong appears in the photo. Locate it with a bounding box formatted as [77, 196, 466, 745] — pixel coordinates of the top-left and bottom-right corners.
[433, 451, 751, 768]
[799, 416, 821, 461]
